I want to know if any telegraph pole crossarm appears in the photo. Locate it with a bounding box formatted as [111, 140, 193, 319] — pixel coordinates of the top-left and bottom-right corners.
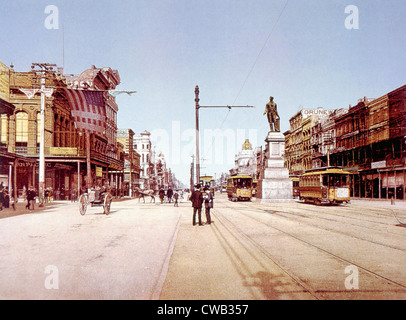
[194, 85, 255, 184]
[198, 105, 255, 109]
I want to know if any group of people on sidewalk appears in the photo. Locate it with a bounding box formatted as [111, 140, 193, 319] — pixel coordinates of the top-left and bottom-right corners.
[189, 184, 214, 226]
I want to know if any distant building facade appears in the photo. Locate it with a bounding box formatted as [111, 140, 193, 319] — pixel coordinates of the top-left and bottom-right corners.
[133, 130, 152, 189]
[284, 108, 332, 176]
[284, 85, 406, 200]
[117, 128, 141, 194]
[230, 139, 257, 177]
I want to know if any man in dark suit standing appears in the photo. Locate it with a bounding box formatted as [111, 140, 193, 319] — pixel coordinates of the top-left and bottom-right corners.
[190, 184, 203, 226]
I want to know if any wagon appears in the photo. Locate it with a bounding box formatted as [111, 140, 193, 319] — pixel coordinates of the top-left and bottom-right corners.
[78, 188, 112, 215]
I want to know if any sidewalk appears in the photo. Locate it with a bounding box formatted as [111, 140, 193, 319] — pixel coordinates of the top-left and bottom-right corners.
[0, 200, 59, 219]
[350, 198, 406, 209]
[0, 197, 136, 219]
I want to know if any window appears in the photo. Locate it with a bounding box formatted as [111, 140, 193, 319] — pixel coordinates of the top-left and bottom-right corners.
[0, 114, 8, 143]
[16, 112, 28, 143]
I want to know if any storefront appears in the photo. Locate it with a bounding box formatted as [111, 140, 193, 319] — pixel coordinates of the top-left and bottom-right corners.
[350, 166, 406, 200]
[378, 167, 406, 200]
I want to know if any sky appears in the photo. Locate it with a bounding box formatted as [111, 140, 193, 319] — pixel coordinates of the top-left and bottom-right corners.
[1, 0, 405, 185]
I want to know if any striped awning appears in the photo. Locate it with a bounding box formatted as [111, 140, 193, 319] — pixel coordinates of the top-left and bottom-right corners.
[64, 89, 106, 136]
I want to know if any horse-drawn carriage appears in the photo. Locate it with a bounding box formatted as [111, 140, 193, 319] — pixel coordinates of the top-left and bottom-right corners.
[78, 187, 112, 215]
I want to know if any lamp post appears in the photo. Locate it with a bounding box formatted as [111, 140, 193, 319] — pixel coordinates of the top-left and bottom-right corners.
[194, 85, 254, 184]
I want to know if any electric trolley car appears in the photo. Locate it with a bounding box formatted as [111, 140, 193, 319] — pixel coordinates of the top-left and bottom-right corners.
[290, 175, 300, 198]
[299, 167, 351, 205]
[227, 174, 253, 201]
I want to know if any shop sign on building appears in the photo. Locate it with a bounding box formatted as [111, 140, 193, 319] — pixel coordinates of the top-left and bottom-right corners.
[50, 147, 78, 156]
[302, 108, 333, 119]
[371, 160, 386, 169]
[96, 166, 103, 177]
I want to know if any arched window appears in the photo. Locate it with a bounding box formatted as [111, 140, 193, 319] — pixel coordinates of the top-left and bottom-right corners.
[16, 112, 28, 143]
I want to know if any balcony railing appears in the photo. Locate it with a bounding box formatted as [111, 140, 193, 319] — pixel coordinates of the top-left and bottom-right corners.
[15, 146, 27, 154]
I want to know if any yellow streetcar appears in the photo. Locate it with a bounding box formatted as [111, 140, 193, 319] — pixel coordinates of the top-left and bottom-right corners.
[290, 175, 300, 198]
[227, 174, 253, 201]
[299, 167, 351, 205]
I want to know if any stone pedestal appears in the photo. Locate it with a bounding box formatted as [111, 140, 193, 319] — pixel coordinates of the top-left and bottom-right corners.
[257, 132, 293, 202]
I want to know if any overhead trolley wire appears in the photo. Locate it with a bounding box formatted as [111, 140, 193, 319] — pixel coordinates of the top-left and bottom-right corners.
[232, 0, 289, 107]
[201, 0, 290, 163]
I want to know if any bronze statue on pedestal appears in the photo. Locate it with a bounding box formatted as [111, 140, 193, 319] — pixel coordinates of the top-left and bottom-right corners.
[263, 96, 280, 132]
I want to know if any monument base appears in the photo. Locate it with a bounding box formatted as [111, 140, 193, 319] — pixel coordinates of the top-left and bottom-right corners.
[257, 131, 293, 203]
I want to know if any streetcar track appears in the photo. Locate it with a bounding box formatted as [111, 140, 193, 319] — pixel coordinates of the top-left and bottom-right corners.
[260, 210, 406, 252]
[211, 208, 320, 300]
[210, 216, 264, 300]
[294, 204, 406, 230]
[251, 201, 404, 228]
[213, 200, 406, 297]
[232, 201, 406, 241]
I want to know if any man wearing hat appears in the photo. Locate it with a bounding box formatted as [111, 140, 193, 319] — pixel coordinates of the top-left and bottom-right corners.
[190, 184, 204, 226]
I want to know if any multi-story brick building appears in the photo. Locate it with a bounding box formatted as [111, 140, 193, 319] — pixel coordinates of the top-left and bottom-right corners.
[310, 108, 348, 168]
[133, 130, 152, 189]
[329, 86, 406, 199]
[284, 108, 333, 176]
[288, 85, 406, 200]
[0, 62, 125, 198]
[2, 63, 86, 196]
[117, 128, 141, 195]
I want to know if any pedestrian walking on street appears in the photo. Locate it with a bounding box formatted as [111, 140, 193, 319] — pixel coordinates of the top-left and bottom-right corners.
[190, 184, 203, 226]
[159, 188, 165, 204]
[26, 186, 35, 210]
[3, 189, 9, 209]
[25, 187, 30, 209]
[173, 191, 179, 207]
[203, 187, 213, 224]
[167, 188, 173, 203]
[48, 188, 53, 202]
[44, 188, 49, 203]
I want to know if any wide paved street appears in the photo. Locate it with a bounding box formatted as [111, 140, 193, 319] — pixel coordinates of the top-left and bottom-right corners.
[0, 197, 182, 299]
[1, 194, 406, 300]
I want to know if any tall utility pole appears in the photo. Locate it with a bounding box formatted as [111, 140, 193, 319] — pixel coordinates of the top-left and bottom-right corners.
[194, 86, 200, 185]
[190, 155, 195, 191]
[194, 85, 254, 184]
[31, 63, 56, 206]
